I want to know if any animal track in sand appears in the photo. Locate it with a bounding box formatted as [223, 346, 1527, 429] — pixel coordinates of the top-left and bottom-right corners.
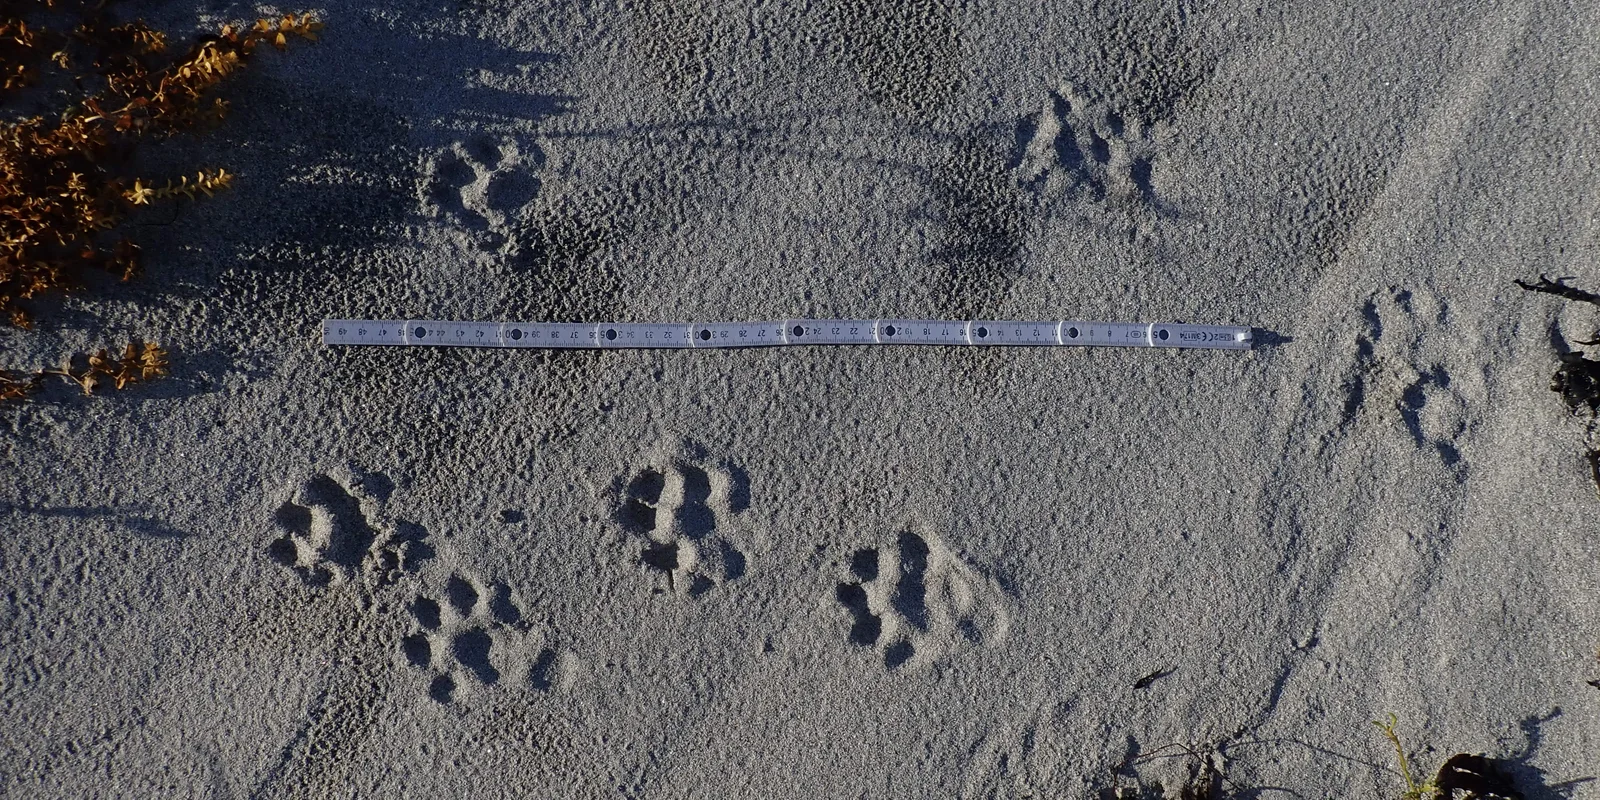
[400, 571, 568, 703]
[256, 467, 435, 797]
[1011, 86, 1159, 208]
[266, 471, 431, 589]
[616, 457, 749, 599]
[835, 528, 1011, 671]
[422, 135, 544, 250]
[1337, 287, 1467, 465]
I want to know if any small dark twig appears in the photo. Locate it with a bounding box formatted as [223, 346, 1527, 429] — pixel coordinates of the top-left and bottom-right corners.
[1514, 275, 1600, 306]
[1133, 666, 1175, 689]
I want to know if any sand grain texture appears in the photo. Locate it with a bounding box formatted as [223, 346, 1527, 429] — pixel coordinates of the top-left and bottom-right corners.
[2, 0, 1597, 797]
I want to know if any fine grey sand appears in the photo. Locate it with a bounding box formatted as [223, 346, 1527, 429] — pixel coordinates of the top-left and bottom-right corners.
[3, 1, 1599, 797]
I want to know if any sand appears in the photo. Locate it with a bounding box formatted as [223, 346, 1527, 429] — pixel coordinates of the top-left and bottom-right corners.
[2, 0, 1598, 797]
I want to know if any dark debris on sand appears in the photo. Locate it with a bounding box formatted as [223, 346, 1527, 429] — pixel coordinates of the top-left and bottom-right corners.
[1517, 275, 1600, 493]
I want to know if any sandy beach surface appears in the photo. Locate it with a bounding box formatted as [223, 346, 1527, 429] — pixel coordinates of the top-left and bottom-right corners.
[3, 0, 1598, 796]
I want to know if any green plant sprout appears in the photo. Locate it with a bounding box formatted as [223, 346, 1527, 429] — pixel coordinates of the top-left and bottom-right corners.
[1373, 713, 1441, 800]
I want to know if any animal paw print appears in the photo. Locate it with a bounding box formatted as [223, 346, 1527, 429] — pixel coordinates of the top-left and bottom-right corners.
[1337, 288, 1466, 465]
[267, 471, 431, 589]
[616, 458, 749, 598]
[400, 572, 556, 703]
[422, 136, 544, 250]
[835, 529, 1011, 671]
[1011, 87, 1158, 207]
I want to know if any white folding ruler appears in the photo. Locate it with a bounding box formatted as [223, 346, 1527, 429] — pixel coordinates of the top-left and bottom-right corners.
[322, 319, 1252, 350]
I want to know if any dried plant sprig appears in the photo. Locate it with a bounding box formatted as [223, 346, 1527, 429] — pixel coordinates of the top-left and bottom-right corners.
[0, 4, 321, 328]
[37, 340, 168, 395]
[1, 18, 44, 90]
[0, 368, 41, 400]
[123, 169, 233, 204]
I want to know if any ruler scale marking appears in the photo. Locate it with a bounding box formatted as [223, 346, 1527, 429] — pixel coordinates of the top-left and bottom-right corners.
[324, 319, 1252, 351]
